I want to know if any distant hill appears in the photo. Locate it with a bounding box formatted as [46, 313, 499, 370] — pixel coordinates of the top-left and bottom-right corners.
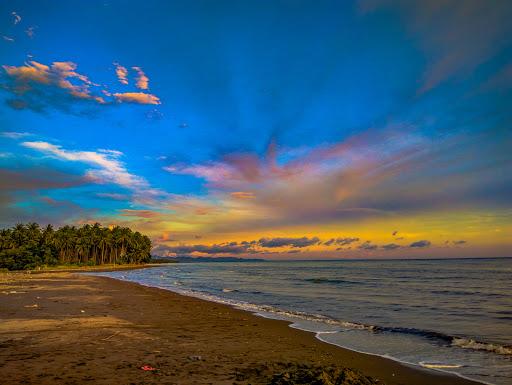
[158, 256, 265, 263]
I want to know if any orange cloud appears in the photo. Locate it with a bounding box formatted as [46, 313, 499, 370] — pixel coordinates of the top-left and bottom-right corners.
[113, 92, 160, 105]
[132, 66, 149, 90]
[3, 61, 51, 85]
[230, 191, 255, 199]
[3, 61, 97, 101]
[120, 209, 160, 218]
[3, 60, 162, 110]
[114, 63, 129, 85]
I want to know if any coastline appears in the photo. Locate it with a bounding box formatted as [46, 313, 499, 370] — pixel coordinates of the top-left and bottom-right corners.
[0, 271, 481, 384]
[14, 263, 174, 274]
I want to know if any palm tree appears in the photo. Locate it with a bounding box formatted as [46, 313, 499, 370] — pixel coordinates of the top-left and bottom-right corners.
[0, 222, 152, 270]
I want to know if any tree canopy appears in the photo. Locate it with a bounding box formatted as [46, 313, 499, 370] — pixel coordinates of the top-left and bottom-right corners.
[0, 223, 152, 270]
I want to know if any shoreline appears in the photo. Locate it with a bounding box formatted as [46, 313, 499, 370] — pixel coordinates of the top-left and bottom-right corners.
[99, 272, 489, 385]
[0, 271, 481, 384]
[4, 263, 173, 274]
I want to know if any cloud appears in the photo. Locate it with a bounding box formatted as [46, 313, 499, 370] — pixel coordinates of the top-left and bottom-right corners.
[0, 167, 90, 227]
[360, 0, 512, 93]
[230, 191, 255, 200]
[409, 240, 431, 248]
[25, 26, 36, 38]
[1, 131, 31, 139]
[120, 209, 160, 218]
[12, 12, 21, 25]
[324, 237, 359, 246]
[0, 167, 86, 191]
[114, 63, 128, 85]
[21, 141, 149, 191]
[152, 241, 256, 256]
[95, 192, 129, 201]
[113, 92, 160, 105]
[258, 236, 320, 248]
[132, 67, 149, 90]
[1, 61, 105, 113]
[358, 241, 378, 250]
[1, 60, 162, 113]
[382, 243, 401, 250]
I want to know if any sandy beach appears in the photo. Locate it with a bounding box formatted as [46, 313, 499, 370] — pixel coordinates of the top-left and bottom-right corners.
[0, 271, 480, 385]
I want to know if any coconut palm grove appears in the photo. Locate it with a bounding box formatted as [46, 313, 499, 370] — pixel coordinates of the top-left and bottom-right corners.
[0, 223, 152, 270]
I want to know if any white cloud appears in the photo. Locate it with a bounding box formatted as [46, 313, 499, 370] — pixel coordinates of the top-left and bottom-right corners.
[1, 131, 31, 139]
[21, 141, 147, 190]
[12, 12, 21, 25]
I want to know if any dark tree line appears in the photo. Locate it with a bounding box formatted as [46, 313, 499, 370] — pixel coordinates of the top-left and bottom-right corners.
[0, 223, 152, 270]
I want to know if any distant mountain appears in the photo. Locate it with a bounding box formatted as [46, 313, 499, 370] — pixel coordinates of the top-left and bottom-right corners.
[154, 256, 265, 263]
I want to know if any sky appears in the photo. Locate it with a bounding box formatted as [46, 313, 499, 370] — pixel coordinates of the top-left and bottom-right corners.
[0, 0, 511, 259]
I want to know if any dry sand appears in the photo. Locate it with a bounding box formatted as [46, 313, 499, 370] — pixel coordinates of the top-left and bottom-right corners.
[0, 271, 479, 384]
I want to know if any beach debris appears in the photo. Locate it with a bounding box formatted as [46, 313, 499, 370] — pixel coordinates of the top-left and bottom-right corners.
[80, 310, 85, 313]
[24, 304, 39, 308]
[188, 355, 203, 361]
[101, 331, 120, 341]
[2, 290, 27, 295]
[140, 365, 157, 371]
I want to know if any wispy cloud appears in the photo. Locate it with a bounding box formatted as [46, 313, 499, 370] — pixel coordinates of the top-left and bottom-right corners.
[132, 66, 149, 90]
[162, 127, 511, 234]
[21, 141, 148, 190]
[95, 192, 129, 201]
[25, 26, 36, 39]
[113, 92, 160, 105]
[12, 12, 21, 25]
[1, 131, 31, 139]
[324, 237, 359, 246]
[230, 191, 255, 200]
[114, 63, 128, 85]
[360, 0, 512, 93]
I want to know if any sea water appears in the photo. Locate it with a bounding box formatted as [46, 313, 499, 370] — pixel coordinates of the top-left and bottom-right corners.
[92, 258, 512, 384]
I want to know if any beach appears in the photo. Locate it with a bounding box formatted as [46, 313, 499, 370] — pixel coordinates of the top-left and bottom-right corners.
[0, 271, 479, 385]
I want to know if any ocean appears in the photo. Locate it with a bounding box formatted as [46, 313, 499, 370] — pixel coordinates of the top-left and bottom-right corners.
[93, 258, 512, 384]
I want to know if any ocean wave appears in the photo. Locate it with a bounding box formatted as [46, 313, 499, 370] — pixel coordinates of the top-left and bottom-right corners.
[186, 287, 512, 357]
[304, 278, 361, 285]
[98, 272, 512, 359]
[452, 338, 512, 355]
[372, 326, 454, 343]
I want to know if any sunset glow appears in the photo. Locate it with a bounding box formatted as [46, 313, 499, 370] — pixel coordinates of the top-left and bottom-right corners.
[1, 1, 511, 259]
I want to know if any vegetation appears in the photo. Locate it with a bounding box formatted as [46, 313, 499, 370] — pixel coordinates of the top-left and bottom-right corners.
[0, 223, 152, 270]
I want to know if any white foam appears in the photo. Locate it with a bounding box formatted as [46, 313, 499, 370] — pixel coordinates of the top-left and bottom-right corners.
[420, 362, 463, 369]
[452, 338, 512, 355]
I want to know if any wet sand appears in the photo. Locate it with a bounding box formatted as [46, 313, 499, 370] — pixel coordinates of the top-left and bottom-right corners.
[0, 271, 480, 384]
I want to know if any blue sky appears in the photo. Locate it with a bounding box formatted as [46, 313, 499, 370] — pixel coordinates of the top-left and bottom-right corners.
[1, 1, 511, 258]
